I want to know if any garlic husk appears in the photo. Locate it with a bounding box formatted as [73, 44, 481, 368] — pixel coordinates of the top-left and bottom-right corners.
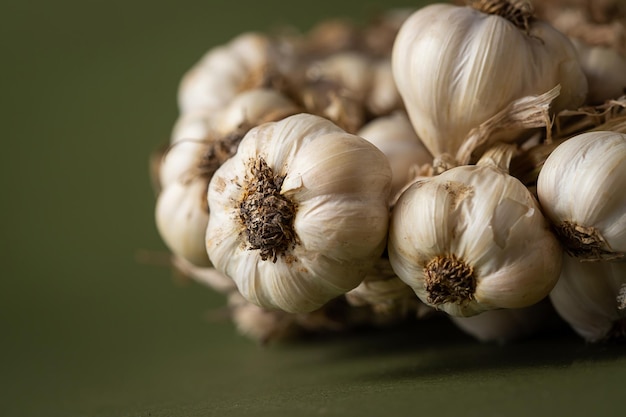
[537, 131, 626, 261]
[450, 299, 561, 344]
[206, 113, 392, 313]
[388, 145, 563, 316]
[156, 180, 211, 267]
[357, 111, 433, 198]
[392, 1, 587, 159]
[178, 32, 287, 114]
[550, 253, 626, 342]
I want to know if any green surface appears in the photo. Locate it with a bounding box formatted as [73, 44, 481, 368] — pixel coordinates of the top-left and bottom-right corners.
[2, 1, 625, 416]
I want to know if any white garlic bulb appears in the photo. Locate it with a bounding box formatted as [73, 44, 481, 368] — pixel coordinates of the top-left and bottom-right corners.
[550, 253, 626, 342]
[357, 111, 432, 198]
[206, 113, 392, 313]
[392, 1, 588, 159]
[178, 32, 283, 114]
[388, 145, 562, 316]
[537, 131, 626, 261]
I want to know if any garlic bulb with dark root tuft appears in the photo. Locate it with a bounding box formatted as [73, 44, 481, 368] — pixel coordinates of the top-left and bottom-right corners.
[206, 113, 392, 313]
[388, 144, 562, 316]
[537, 131, 626, 261]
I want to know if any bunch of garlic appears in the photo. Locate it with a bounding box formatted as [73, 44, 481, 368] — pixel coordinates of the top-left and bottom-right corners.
[152, 1, 626, 344]
[388, 145, 563, 317]
[392, 0, 587, 162]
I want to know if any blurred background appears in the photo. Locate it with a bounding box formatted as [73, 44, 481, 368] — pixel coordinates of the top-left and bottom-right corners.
[2, 1, 625, 416]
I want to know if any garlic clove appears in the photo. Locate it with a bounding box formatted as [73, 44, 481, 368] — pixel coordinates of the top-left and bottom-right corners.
[206, 113, 392, 313]
[537, 131, 626, 261]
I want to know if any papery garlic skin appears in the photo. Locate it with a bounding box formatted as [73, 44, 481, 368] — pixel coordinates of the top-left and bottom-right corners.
[357, 111, 432, 198]
[537, 131, 626, 261]
[206, 114, 392, 313]
[388, 155, 562, 316]
[550, 254, 626, 342]
[392, 2, 588, 158]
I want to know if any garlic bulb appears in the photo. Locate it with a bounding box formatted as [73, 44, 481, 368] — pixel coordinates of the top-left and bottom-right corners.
[178, 32, 286, 114]
[550, 253, 626, 342]
[537, 131, 626, 261]
[392, 0, 588, 159]
[388, 145, 562, 316]
[206, 113, 392, 313]
[357, 111, 432, 198]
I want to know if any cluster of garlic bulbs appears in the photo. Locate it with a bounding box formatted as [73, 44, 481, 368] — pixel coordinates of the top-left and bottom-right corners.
[152, 0, 626, 344]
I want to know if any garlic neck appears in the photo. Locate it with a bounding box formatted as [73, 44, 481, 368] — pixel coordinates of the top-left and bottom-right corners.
[424, 254, 476, 306]
[469, 0, 535, 32]
[239, 157, 298, 262]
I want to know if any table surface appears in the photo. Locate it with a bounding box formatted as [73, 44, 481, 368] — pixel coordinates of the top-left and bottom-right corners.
[2, 1, 625, 416]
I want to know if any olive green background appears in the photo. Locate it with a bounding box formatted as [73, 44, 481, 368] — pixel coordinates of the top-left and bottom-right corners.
[2, 1, 625, 416]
